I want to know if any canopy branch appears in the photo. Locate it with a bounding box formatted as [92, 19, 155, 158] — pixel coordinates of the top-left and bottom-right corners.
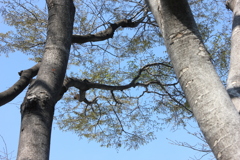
[58, 63, 173, 104]
[72, 16, 146, 44]
[0, 63, 41, 106]
[73, 89, 97, 105]
[111, 90, 123, 104]
[62, 63, 169, 91]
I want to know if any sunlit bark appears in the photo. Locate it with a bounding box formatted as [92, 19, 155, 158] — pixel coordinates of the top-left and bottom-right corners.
[146, 0, 240, 159]
[226, 0, 240, 112]
[17, 0, 75, 159]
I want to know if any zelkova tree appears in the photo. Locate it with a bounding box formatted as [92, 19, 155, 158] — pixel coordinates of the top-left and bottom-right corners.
[146, 0, 240, 159]
[0, 0, 239, 159]
[16, 0, 75, 159]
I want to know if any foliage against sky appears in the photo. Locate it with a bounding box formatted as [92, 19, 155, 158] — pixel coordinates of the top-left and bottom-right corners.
[0, 0, 232, 151]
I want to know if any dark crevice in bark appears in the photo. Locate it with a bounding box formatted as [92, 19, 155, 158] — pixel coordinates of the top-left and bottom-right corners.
[226, 0, 234, 11]
[227, 87, 240, 98]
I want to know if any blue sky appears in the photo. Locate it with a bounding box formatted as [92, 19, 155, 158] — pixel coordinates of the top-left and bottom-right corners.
[0, 48, 214, 160]
[0, 1, 215, 160]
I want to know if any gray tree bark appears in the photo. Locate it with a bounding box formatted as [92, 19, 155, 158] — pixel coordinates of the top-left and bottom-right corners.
[16, 0, 75, 159]
[226, 0, 240, 112]
[146, 0, 240, 159]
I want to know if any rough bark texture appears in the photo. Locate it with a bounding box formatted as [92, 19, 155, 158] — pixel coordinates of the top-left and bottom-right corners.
[17, 0, 75, 160]
[226, 0, 240, 112]
[146, 0, 240, 159]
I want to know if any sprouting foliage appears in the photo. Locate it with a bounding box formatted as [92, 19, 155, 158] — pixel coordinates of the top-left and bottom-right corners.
[0, 0, 47, 57]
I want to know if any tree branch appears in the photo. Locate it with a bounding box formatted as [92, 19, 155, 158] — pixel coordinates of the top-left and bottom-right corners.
[58, 63, 173, 104]
[72, 17, 145, 44]
[0, 63, 41, 106]
[111, 90, 123, 104]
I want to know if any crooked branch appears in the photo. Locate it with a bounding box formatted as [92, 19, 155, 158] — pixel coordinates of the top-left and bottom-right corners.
[72, 17, 145, 44]
[59, 63, 172, 103]
[0, 63, 41, 106]
[1, 62, 172, 107]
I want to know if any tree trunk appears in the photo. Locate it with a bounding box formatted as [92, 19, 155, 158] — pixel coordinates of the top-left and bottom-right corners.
[226, 0, 240, 112]
[146, 0, 240, 159]
[17, 0, 75, 160]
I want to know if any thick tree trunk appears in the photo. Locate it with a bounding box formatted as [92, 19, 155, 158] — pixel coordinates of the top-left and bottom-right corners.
[226, 0, 240, 112]
[17, 0, 75, 160]
[146, 0, 240, 159]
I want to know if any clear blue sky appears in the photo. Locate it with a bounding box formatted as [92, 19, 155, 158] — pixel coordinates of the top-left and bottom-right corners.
[0, 2, 214, 160]
[0, 37, 214, 160]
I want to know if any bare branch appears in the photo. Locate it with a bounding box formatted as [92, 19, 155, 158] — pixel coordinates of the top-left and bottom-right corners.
[58, 63, 173, 105]
[62, 63, 170, 91]
[72, 17, 146, 44]
[111, 90, 123, 104]
[167, 138, 212, 153]
[0, 63, 41, 106]
[74, 92, 98, 105]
